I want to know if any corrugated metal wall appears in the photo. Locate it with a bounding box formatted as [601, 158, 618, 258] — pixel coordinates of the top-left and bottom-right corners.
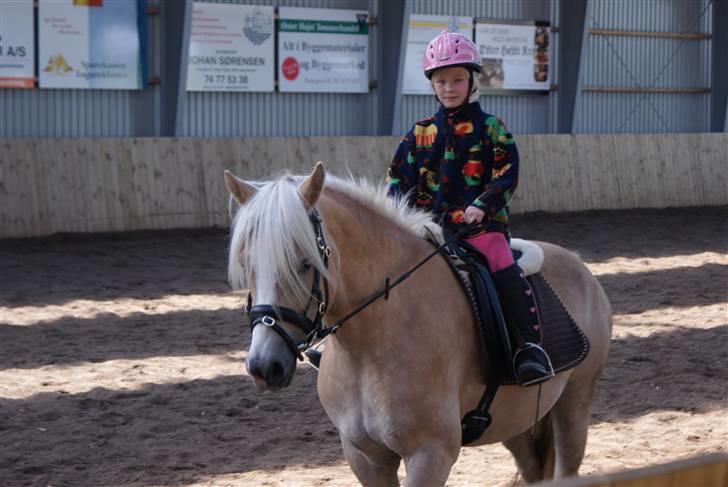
[0, 0, 162, 138]
[573, 0, 712, 133]
[397, 0, 554, 136]
[1, 89, 133, 137]
[181, 0, 379, 136]
[401, 93, 552, 136]
[1, 0, 722, 137]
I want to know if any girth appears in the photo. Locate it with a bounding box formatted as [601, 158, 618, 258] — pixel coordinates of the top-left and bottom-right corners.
[435, 237, 509, 445]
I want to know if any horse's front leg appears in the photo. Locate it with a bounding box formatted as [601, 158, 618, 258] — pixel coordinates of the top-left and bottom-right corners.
[402, 438, 460, 487]
[341, 438, 402, 487]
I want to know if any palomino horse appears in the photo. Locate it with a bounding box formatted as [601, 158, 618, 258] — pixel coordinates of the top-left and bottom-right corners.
[225, 162, 612, 486]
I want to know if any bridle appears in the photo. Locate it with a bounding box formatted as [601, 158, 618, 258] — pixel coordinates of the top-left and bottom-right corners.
[246, 208, 331, 360]
[246, 206, 475, 362]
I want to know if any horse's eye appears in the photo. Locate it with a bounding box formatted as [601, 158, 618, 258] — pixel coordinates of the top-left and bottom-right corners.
[298, 259, 312, 274]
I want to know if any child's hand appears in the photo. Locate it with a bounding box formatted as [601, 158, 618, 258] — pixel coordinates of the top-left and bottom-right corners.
[464, 205, 486, 224]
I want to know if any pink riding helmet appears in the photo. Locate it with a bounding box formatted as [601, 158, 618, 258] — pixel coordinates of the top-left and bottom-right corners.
[423, 29, 482, 79]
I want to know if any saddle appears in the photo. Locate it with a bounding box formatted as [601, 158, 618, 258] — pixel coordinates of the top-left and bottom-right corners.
[433, 234, 590, 444]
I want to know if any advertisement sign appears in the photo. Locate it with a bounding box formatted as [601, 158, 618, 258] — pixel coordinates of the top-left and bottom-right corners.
[38, 0, 142, 90]
[278, 7, 369, 93]
[187, 3, 274, 92]
[475, 21, 550, 91]
[402, 14, 472, 95]
[0, 0, 35, 89]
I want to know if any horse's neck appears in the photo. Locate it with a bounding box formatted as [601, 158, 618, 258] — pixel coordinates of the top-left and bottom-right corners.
[321, 190, 430, 329]
[317, 190, 478, 387]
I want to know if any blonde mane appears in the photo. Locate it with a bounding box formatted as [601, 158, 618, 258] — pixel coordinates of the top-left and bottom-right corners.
[325, 175, 437, 238]
[227, 173, 437, 302]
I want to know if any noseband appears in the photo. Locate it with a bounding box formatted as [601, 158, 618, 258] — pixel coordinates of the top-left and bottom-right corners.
[247, 208, 331, 360]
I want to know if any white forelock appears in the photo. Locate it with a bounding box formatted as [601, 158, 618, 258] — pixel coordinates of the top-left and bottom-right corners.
[228, 175, 328, 304]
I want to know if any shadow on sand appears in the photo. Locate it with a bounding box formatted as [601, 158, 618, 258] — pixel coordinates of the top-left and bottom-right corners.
[1, 325, 725, 486]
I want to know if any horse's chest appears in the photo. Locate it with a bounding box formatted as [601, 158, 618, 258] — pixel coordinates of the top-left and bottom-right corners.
[320, 379, 401, 447]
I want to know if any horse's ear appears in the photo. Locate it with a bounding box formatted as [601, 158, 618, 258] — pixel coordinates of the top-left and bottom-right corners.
[299, 161, 326, 207]
[224, 170, 257, 206]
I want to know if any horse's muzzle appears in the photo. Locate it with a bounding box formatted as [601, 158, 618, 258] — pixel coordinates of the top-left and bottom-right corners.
[245, 355, 294, 392]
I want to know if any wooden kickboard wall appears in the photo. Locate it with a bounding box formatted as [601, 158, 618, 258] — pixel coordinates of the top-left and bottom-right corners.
[1, 134, 726, 238]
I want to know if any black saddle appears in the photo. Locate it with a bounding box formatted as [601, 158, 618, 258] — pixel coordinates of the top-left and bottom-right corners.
[435, 235, 590, 444]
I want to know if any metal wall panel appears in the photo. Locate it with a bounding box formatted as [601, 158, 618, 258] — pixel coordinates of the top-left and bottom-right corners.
[396, 0, 555, 136]
[573, 0, 712, 133]
[181, 0, 379, 136]
[400, 93, 551, 136]
[1, 89, 134, 137]
[185, 91, 376, 136]
[589, 0, 712, 32]
[409, 0, 549, 20]
[578, 93, 709, 133]
[583, 36, 709, 89]
[2, 0, 720, 138]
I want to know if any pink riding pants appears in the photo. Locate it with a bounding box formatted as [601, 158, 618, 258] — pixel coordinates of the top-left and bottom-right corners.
[465, 232, 514, 272]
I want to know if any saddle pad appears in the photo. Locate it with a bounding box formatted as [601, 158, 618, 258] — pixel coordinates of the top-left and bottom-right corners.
[501, 273, 590, 385]
[431, 235, 590, 386]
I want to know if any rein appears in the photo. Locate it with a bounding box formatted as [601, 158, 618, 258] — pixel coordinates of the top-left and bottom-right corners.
[315, 221, 476, 340]
[246, 205, 474, 362]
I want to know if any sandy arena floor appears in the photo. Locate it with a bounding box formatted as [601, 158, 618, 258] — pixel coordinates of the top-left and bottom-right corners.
[1, 206, 726, 486]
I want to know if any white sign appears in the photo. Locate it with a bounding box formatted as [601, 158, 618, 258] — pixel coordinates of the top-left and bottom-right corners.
[38, 0, 142, 90]
[187, 3, 274, 92]
[278, 7, 369, 93]
[475, 21, 550, 91]
[402, 14, 472, 95]
[0, 0, 35, 89]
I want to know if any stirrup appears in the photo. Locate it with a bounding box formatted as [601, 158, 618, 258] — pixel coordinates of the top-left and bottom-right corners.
[513, 343, 555, 387]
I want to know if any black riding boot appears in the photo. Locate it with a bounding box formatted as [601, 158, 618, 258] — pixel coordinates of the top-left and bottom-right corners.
[492, 263, 554, 386]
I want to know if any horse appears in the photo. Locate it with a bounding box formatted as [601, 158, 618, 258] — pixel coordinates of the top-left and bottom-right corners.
[225, 162, 612, 486]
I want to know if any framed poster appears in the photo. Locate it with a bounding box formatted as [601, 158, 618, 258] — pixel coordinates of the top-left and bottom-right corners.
[38, 0, 142, 90]
[0, 0, 35, 89]
[187, 3, 274, 92]
[475, 21, 550, 92]
[278, 7, 369, 93]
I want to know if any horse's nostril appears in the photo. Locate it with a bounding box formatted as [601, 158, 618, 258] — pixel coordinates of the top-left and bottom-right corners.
[246, 356, 263, 378]
[266, 360, 287, 385]
[247, 353, 291, 388]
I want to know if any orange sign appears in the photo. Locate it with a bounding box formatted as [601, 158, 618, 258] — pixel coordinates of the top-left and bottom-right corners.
[0, 78, 35, 89]
[73, 0, 103, 6]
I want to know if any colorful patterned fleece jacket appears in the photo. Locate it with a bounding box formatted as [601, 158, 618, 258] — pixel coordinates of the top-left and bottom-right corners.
[387, 101, 519, 235]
